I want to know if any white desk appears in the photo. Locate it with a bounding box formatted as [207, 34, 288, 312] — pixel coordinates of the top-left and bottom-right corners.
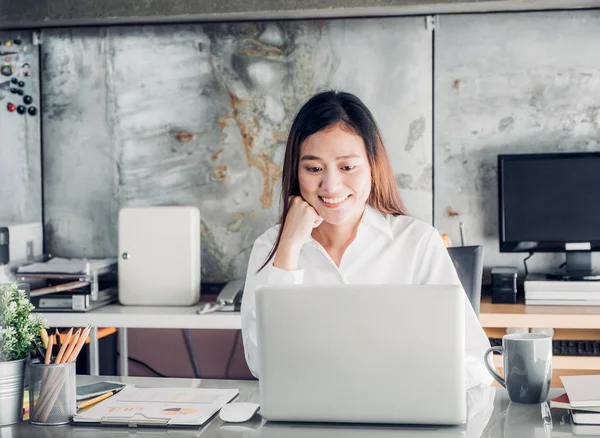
[39, 304, 242, 377]
[11, 375, 574, 437]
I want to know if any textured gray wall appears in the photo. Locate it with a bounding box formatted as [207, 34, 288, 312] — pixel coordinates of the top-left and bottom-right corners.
[42, 18, 432, 282]
[31, 9, 600, 282]
[0, 31, 41, 225]
[434, 10, 600, 277]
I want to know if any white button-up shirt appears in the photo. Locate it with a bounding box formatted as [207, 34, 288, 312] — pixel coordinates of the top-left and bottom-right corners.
[241, 206, 494, 388]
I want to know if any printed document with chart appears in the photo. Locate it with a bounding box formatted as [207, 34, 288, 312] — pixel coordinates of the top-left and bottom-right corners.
[73, 386, 239, 427]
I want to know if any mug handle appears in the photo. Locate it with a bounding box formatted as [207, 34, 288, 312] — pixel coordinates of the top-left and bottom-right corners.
[484, 346, 506, 388]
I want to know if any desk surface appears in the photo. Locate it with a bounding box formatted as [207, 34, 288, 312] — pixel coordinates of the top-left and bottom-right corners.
[6, 375, 583, 437]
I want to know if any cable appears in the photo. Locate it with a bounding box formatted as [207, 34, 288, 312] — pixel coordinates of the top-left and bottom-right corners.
[182, 329, 201, 378]
[523, 252, 534, 277]
[116, 352, 167, 378]
[225, 331, 241, 380]
[559, 262, 566, 269]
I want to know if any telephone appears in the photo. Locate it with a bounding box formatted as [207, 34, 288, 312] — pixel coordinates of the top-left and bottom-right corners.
[217, 280, 244, 311]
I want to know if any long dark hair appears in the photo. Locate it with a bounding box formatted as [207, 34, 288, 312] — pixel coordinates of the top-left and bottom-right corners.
[259, 90, 407, 271]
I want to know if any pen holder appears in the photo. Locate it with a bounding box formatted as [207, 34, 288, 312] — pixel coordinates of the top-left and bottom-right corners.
[28, 360, 76, 425]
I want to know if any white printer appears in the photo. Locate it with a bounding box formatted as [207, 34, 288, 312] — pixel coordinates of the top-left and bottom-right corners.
[0, 222, 43, 264]
[0, 222, 43, 284]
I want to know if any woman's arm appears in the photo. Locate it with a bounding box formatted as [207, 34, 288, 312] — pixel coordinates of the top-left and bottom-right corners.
[241, 197, 321, 377]
[416, 228, 494, 389]
[240, 232, 305, 378]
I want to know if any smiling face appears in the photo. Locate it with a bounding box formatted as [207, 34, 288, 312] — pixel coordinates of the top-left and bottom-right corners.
[298, 124, 372, 225]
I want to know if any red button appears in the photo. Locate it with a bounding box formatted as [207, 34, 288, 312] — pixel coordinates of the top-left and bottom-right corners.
[7, 102, 15, 112]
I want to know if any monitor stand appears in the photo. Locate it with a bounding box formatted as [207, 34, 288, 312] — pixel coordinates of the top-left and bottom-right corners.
[546, 251, 600, 281]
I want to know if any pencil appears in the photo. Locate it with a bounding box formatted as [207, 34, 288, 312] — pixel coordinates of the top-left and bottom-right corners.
[77, 389, 117, 410]
[40, 328, 49, 349]
[35, 346, 45, 362]
[60, 328, 80, 364]
[55, 329, 62, 351]
[44, 336, 54, 365]
[67, 325, 91, 363]
[54, 328, 73, 364]
[52, 334, 59, 357]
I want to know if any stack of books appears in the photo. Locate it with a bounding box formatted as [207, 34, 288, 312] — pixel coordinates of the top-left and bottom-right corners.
[552, 375, 600, 434]
[525, 274, 600, 306]
[17, 257, 117, 312]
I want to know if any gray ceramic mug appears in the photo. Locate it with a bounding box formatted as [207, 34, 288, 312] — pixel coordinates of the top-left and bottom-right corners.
[484, 333, 552, 403]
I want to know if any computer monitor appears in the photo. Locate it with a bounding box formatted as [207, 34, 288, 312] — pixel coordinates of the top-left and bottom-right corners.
[498, 152, 600, 281]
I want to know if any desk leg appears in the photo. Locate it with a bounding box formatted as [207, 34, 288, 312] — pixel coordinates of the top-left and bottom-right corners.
[119, 327, 129, 377]
[89, 327, 99, 376]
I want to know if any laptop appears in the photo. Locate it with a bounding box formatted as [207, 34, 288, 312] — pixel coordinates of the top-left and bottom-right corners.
[255, 284, 467, 425]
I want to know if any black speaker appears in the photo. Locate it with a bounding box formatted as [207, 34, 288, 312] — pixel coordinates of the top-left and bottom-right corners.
[491, 267, 518, 304]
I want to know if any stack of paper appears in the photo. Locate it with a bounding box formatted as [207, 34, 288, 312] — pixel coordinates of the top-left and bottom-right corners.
[525, 274, 600, 306]
[18, 257, 117, 275]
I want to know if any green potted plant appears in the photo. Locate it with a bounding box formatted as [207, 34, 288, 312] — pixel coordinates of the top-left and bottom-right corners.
[0, 283, 47, 426]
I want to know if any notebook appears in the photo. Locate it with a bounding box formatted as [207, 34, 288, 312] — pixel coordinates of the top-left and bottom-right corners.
[571, 423, 600, 436]
[560, 375, 600, 408]
[72, 386, 238, 427]
[551, 393, 600, 412]
[572, 410, 600, 425]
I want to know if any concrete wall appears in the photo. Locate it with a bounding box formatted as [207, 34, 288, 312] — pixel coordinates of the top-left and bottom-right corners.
[38, 9, 600, 282]
[435, 10, 600, 277]
[41, 18, 432, 282]
[4, 10, 600, 278]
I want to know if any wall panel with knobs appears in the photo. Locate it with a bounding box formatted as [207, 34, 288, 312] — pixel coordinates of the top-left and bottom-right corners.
[0, 31, 41, 226]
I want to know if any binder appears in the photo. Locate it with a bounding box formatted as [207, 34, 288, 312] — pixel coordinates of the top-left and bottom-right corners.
[73, 386, 239, 427]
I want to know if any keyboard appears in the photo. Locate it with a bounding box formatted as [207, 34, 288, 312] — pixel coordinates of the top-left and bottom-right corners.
[489, 338, 600, 356]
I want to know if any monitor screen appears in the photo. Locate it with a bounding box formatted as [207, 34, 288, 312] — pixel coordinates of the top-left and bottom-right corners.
[498, 152, 600, 253]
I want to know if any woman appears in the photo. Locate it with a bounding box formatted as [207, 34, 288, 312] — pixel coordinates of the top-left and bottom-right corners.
[241, 90, 493, 388]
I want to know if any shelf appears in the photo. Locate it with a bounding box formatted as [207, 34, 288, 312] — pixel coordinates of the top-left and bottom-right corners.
[38, 305, 241, 329]
[479, 296, 600, 329]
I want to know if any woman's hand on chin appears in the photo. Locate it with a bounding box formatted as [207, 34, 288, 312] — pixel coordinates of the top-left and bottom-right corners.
[274, 196, 323, 270]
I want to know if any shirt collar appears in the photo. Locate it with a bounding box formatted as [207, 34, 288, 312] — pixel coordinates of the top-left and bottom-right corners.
[307, 205, 394, 246]
[360, 205, 394, 240]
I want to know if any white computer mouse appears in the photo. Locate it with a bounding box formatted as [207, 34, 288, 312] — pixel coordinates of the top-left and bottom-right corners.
[219, 402, 260, 423]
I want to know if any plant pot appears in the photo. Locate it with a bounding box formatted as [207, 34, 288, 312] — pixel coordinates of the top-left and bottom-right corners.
[0, 358, 25, 426]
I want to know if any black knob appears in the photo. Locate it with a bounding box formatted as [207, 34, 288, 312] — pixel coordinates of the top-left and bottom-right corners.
[13, 39, 21, 45]
[23, 95, 33, 105]
[16, 89, 24, 96]
[16, 105, 26, 114]
[27, 106, 37, 116]
[10, 77, 18, 84]
[17, 81, 25, 87]
[0, 65, 11, 76]
[10, 88, 17, 94]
